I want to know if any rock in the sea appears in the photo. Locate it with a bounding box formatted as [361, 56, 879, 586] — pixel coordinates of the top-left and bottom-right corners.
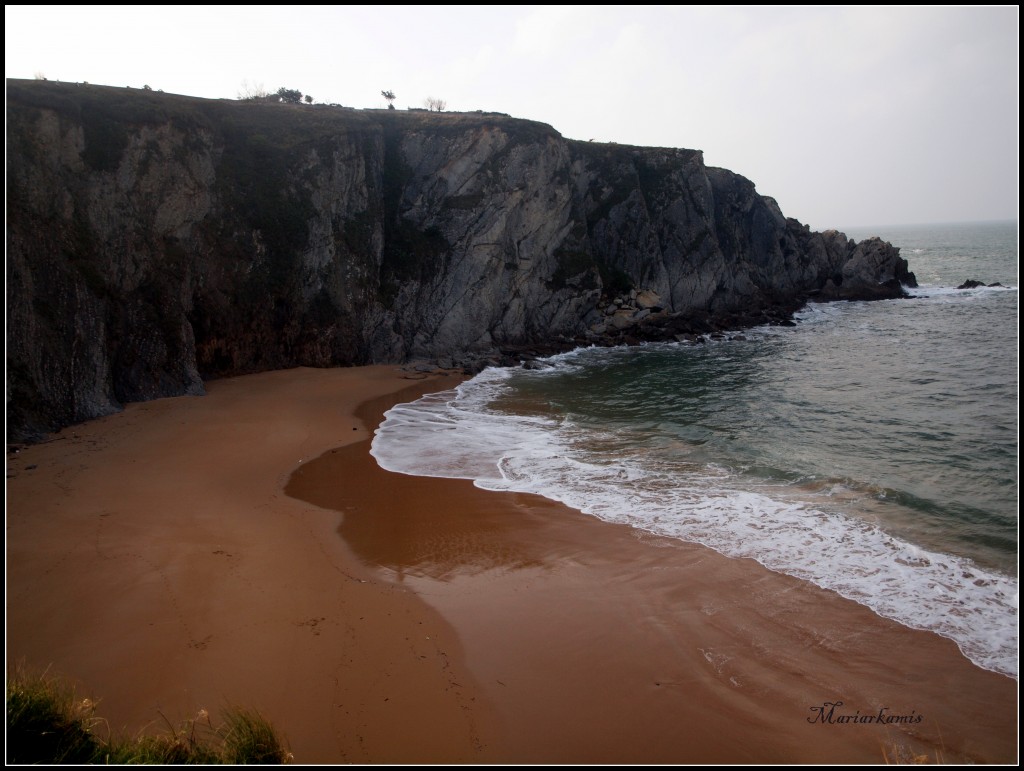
[957, 279, 1006, 289]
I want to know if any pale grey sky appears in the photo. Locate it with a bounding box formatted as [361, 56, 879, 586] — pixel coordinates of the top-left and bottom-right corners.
[5, 5, 1018, 231]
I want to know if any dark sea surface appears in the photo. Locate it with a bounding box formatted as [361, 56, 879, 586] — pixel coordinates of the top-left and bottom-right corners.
[372, 220, 1019, 678]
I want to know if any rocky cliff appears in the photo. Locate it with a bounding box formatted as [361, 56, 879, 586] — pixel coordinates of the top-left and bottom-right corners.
[6, 80, 916, 440]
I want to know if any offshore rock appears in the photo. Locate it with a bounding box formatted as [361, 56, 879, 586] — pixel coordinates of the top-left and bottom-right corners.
[7, 80, 916, 439]
[957, 279, 1004, 290]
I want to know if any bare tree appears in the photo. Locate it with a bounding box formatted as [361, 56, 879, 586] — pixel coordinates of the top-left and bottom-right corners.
[381, 90, 396, 109]
[238, 79, 269, 101]
[423, 97, 447, 112]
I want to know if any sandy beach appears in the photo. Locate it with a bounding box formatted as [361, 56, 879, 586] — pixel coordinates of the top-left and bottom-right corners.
[7, 366, 497, 763]
[7, 365, 1017, 763]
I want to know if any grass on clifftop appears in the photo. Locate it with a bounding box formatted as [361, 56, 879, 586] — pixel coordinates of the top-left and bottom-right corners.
[6, 667, 291, 764]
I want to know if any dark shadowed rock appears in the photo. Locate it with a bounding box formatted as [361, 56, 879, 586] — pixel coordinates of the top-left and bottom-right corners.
[957, 279, 1005, 290]
[7, 79, 917, 440]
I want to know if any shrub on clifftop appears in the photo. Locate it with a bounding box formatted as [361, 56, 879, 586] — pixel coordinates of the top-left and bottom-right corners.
[6, 667, 291, 764]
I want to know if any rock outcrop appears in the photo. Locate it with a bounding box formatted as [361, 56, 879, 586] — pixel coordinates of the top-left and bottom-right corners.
[6, 80, 917, 440]
[957, 280, 1004, 290]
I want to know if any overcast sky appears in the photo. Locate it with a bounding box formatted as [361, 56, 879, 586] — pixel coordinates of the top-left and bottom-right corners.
[5, 5, 1018, 231]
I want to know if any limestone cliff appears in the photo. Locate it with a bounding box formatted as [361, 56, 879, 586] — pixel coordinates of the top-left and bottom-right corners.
[6, 80, 916, 440]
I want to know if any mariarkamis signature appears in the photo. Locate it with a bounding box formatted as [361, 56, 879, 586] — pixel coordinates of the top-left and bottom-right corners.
[807, 701, 923, 725]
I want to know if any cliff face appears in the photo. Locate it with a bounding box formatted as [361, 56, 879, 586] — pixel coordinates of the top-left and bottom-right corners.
[6, 80, 915, 440]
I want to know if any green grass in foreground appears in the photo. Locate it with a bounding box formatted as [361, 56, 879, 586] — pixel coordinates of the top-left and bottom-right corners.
[7, 667, 291, 764]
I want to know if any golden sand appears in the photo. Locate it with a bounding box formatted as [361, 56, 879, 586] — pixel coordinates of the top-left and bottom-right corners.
[7, 365, 1017, 763]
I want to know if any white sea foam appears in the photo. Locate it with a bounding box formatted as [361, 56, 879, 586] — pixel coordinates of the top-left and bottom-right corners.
[372, 364, 1019, 679]
[906, 282, 1018, 299]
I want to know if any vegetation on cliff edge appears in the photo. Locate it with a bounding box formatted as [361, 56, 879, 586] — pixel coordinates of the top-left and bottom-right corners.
[6, 667, 291, 765]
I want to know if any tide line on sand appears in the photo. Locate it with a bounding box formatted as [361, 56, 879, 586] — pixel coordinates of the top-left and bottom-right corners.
[6, 364, 1018, 764]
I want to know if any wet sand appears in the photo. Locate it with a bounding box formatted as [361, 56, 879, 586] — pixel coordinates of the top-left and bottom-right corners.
[287, 386, 1019, 764]
[8, 365, 1017, 763]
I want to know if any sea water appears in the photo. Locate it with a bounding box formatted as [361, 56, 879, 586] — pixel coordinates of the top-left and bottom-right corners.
[371, 220, 1019, 679]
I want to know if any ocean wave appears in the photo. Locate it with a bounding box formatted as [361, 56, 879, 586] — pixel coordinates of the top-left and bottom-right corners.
[371, 366, 1019, 679]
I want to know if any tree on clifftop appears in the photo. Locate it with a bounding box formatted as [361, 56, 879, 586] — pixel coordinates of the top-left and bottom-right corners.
[381, 90, 396, 109]
[276, 87, 303, 104]
[237, 80, 269, 100]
